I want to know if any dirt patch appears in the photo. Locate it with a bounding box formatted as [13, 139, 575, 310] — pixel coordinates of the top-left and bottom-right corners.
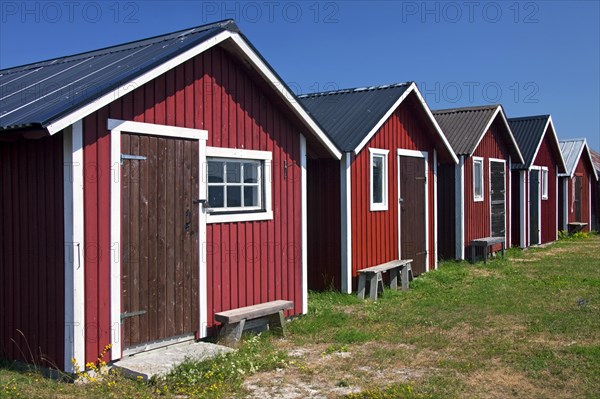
[242, 341, 430, 399]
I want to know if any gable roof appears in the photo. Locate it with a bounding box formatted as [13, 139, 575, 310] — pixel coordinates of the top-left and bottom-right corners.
[432, 105, 524, 163]
[559, 138, 598, 180]
[0, 19, 341, 159]
[298, 82, 458, 163]
[508, 114, 567, 172]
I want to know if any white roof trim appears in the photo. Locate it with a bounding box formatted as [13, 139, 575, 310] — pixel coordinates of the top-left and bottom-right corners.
[353, 83, 458, 164]
[46, 30, 232, 134]
[529, 116, 567, 172]
[469, 106, 524, 164]
[229, 34, 341, 159]
[44, 30, 342, 159]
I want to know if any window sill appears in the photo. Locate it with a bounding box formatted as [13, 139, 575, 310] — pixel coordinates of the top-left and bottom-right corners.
[473, 197, 484, 202]
[370, 204, 388, 212]
[206, 210, 273, 224]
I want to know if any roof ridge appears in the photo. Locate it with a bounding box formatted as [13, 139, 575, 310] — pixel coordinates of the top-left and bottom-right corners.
[508, 114, 550, 121]
[559, 138, 587, 143]
[298, 81, 413, 98]
[0, 19, 237, 74]
[432, 104, 500, 114]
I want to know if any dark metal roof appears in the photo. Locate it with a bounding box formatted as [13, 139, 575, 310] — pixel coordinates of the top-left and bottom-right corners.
[0, 20, 239, 131]
[508, 115, 551, 169]
[298, 83, 412, 152]
[432, 105, 500, 155]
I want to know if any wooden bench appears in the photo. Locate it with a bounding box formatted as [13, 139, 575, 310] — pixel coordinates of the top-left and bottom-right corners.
[215, 300, 293, 346]
[357, 259, 413, 300]
[470, 237, 505, 264]
[567, 222, 587, 234]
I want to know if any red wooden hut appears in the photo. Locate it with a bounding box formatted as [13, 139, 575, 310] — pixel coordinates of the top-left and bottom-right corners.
[433, 106, 524, 260]
[590, 149, 600, 231]
[0, 20, 341, 371]
[299, 83, 458, 293]
[558, 139, 598, 233]
[508, 115, 567, 247]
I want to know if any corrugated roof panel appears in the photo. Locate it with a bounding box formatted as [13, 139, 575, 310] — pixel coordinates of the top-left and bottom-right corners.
[298, 83, 412, 151]
[0, 20, 237, 130]
[432, 105, 499, 155]
[559, 138, 586, 176]
[591, 149, 600, 174]
[507, 115, 550, 169]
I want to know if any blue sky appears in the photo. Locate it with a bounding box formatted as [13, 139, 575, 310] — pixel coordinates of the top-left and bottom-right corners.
[1, 1, 598, 151]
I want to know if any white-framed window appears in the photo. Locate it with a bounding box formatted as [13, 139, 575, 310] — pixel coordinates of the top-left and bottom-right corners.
[541, 167, 549, 200]
[369, 148, 389, 211]
[473, 157, 484, 202]
[205, 147, 272, 224]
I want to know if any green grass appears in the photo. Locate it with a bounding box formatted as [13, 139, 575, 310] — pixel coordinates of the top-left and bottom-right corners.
[1, 234, 599, 398]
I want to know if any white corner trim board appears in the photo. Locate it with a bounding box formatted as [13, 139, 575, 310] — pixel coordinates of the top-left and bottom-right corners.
[63, 121, 85, 372]
[300, 135, 308, 314]
[340, 152, 352, 294]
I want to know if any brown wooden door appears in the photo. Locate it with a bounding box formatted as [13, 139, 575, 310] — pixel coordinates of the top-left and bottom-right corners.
[399, 156, 427, 275]
[574, 175, 582, 222]
[121, 133, 200, 350]
[529, 170, 540, 245]
[490, 161, 506, 238]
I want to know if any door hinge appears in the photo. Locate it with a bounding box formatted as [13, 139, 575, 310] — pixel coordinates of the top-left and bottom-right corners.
[121, 310, 147, 320]
[121, 154, 147, 164]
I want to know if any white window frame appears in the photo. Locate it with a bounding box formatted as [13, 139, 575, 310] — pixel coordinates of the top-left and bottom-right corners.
[473, 156, 484, 202]
[369, 148, 389, 211]
[541, 167, 549, 200]
[206, 147, 273, 224]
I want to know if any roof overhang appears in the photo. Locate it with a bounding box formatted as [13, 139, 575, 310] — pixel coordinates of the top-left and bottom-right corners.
[42, 30, 341, 159]
[469, 106, 525, 164]
[353, 82, 458, 164]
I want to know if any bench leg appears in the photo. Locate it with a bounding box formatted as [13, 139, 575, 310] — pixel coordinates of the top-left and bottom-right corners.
[501, 242, 505, 258]
[470, 245, 475, 264]
[268, 310, 287, 337]
[390, 268, 398, 290]
[483, 245, 488, 264]
[369, 273, 379, 300]
[220, 319, 246, 347]
[401, 264, 409, 291]
[357, 274, 366, 299]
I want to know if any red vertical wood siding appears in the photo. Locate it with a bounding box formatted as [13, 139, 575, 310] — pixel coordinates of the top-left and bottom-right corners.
[307, 158, 341, 290]
[0, 135, 65, 369]
[350, 96, 437, 280]
[563, 157, 593, 232]
[532, 135, 559, 242]
[82, 47, 303, 362]
[464, 119, 511, 254]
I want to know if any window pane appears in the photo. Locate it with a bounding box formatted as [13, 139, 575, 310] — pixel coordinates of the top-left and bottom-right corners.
[244, 162, 259, 183]
[207, 161, 224, 183]
[226, 162, 241, 183]
[208, 186, 224, 208]
[227, 186, 242, 207]
[474, 161, 482, 198]
[372, 155, 383, 204]
[244, 186, 259, 207]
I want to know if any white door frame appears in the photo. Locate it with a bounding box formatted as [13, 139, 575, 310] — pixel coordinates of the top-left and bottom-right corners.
[488, 158, 507, 239]
[107, 119, 208, 360]
[528, 166, 543, 245]
[397, 149, 429, 272]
